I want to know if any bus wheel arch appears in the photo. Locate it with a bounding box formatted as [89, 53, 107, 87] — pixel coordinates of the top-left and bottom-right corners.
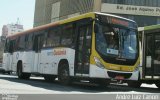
[17, 60, 30, 79]
[58, 59, 71, 85]
[17, 60, 23, 79]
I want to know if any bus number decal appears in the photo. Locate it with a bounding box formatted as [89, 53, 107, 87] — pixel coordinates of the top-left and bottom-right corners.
[53, 49, 66, 56]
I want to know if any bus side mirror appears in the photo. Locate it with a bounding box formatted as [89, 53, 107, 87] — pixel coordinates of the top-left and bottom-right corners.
[94, 24, 99, 33]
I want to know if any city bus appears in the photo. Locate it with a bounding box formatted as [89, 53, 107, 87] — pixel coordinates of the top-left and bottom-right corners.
[138, 25, 160, 89]
[2, 12, 139, 86]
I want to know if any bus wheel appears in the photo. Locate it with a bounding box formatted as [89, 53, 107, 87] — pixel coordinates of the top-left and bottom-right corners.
[127, 81, 142, 88]
[44, 75, 56, 82]
[58, 63, 71, 85]
[155, 82, 160, 89]
[17, 62, 31, 79]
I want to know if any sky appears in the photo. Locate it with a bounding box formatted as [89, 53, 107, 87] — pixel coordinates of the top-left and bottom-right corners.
[0, 0, 35, 36]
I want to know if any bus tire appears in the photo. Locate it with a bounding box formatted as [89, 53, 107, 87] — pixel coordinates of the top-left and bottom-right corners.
[155, 82, 160, 89]
[58, 62, 71, 85]
[17, 62, 30, 79]
[127, 81, 141, 88]
[44, 75, 56, 82]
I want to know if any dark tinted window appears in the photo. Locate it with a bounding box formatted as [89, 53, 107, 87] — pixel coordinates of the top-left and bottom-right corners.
[4, 39, 10, 53]
[45, 27, 61, 47]
[25, 34, 34, 50]
[103, 0, 160, 7]
[61, 24, 75, 46]
[116, 14, 158, 27]
[117, 0, 125, 4]
[18, 36, 25, 51]
[8, 39, 16, 53]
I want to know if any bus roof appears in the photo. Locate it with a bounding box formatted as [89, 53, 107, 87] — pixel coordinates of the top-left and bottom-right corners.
[95, 12, 136, 23]
[138, 27, 144, 31]
[144, 24, 160, 31]
[7, 12, 136, 39]
[7, 12, 95, 39]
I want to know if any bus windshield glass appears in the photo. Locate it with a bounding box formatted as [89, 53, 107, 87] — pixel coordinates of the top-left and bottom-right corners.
[95, 16, 138, 65]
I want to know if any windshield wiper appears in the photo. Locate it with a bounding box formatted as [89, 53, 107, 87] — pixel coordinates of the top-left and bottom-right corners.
[116, 57, 126, 61]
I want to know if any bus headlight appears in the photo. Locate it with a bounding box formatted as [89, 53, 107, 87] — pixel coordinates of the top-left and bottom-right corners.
[94, 57, 105, 69]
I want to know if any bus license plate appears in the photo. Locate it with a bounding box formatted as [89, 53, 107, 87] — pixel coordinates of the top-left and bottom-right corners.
[115, 76, 124, 80]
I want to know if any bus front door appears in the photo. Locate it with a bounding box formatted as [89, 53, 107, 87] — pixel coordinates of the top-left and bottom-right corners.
[5, 40, 14, 72]
[33, 34, 43, 73]
[75, 24, 91, 76]
[153, 34, 160, 75]
[144, 34, 160, 76]
[144, 35, 153, 75]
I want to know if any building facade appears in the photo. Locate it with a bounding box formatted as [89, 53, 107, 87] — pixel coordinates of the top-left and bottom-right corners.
[2, 24, 24, 37]
[34, 0, 160, 27]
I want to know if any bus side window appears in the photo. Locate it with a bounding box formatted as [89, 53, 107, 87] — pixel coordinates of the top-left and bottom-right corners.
[86, 24, 92, 53]
[39, 34, 45, 49]
[14, 37, 20, 52]
[25, 34, 29, 50]
[61, 23, 75, 47]
[18, 36, 25, 51]
[42, 32, 47, 48]
[4, 39, 9, 53]
[8, 40, 15, 53]
[46, 27, 61, 47]
[8, 41, 12, 53]
[46, 30, 54, 47]
[25, 34, 34, 50]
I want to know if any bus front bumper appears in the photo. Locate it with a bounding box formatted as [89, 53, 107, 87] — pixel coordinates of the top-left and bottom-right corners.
[89, 64, 139, 81]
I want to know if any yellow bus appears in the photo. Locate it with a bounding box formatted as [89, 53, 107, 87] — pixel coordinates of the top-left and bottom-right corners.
[2, 12, 139, 86]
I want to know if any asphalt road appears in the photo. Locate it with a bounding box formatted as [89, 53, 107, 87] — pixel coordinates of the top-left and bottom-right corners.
[0, 74, 160, 94]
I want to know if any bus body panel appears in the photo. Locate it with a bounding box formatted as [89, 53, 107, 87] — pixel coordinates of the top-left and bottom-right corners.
[2, 53, 12, 71]
[39, 48, 75, 76]
[33, 53, 40, 73]
[40, 49, 57, 74]
[89, 64, 139, 80]
[12, 52, 18, 72]
[23, 51, 34, 73]
[12, 51, 34, 73]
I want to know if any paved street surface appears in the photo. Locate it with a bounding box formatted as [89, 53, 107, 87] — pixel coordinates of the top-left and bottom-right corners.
[0, 74, 160, 94]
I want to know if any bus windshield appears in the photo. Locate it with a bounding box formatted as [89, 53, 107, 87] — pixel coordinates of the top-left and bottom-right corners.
[95, 20, 138, 65]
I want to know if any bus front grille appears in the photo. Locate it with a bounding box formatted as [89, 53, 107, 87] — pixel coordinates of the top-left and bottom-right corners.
[107, 71, 132, 79]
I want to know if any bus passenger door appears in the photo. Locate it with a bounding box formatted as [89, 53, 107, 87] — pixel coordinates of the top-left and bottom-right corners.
[3, 51, 10, 71]
[3, 39, 13, 71]
[33, 34, 44, 73]
[144, 35, 154, 75]
[75, 24, 92, 76]
[153, 34, 160, 75]
[144, 34, 160, 76]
